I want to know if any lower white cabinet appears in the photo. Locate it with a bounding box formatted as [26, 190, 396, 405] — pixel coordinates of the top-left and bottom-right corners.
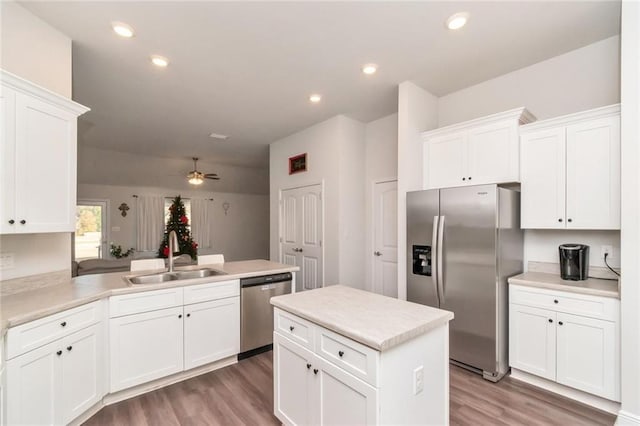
[274, 333, 377, 426]
[509, 285, 620, 402]
[6, 324, 104, 425]
[109, 306, 184, 392]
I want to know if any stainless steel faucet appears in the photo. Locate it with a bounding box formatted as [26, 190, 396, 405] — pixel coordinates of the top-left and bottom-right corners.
[168, 230, 179, 272]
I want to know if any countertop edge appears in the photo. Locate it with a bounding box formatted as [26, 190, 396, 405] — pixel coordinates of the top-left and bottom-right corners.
[508, 275, 620, 299]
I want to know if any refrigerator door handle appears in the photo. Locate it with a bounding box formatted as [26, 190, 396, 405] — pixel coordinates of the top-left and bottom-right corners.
[432, 215, 440, 305]
[437, 215, 445, 304]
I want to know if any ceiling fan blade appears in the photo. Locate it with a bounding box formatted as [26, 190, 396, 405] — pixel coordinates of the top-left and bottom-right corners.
[204, 173, 219, 178]
[205, 176, 220, 180]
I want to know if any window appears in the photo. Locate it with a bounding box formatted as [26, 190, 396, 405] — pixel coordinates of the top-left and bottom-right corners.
[75, 201, 107, 260]
[164, 197, 191, 225]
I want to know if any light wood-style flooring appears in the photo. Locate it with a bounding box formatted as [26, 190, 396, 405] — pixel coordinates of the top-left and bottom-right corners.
[85, 351, 615, 426]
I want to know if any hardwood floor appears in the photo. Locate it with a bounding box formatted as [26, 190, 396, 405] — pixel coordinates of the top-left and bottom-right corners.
[85, 351, 615, 426]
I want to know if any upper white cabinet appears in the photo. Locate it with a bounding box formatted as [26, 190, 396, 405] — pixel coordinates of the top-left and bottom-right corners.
[520, 105, 620, 229]
[0, 70, 89, 234]
[423, 108, 535, 189]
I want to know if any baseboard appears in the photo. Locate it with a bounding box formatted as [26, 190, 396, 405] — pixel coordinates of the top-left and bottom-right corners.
[69, 401, 103, 426]
[510, 368, 621, 414]
[616, 410, 640, 425]
[104, 355, 238, 405]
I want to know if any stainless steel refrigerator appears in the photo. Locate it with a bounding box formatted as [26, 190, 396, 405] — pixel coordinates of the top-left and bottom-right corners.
[407, 184, 523, 382]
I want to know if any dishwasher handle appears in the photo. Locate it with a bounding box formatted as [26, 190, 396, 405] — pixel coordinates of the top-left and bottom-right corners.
[240, 273, 292, 288]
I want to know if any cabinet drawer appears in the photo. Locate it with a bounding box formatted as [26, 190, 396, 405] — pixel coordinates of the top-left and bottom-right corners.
[6, 301, 102, 360]
[274, 308, 314, 350]
[110, 288, 183, 318]
[315, 327, 379, 387]
[510, 285, 618, 321]
[183, 279, 240, 305]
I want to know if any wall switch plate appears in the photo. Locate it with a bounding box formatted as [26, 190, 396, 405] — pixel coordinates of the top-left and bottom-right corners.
[0, 253, 15, 269]
[413, 366, 424, 395]
[601, 245, 613, 259]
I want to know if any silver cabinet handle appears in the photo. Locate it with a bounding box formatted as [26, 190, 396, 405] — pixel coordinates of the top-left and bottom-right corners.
[374, 251, 382, 256]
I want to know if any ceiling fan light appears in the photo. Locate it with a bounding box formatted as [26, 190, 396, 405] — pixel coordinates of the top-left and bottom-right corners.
[187, 170, 204, 185]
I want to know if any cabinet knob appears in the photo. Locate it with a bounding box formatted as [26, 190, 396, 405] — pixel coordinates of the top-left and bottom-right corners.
[19, 220, 26, 225]
[554, 299, 559, 304]
[468, 177, 472, 180]
[56, 350, 62, 356]
[60, 321, 67, 327]
[548, 319, 553, 323]
[567, 218, 572, 223]
[178, 314, 183, 319]
[462, 177, 466, 181]
[307, 363, 312, 369]
[313, 368, 318, 375]
[187, 313, 191, 318]
[558, 218, 563, 222]
[558, 321, 564, 326]
[66, 346, 72, 351]
[8, 219, 14, 225]
[338, 350, 344, 357]
[289, 326, 295, 332]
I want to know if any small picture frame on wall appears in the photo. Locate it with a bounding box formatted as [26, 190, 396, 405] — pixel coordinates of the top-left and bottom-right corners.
[289, 153, 307, 175]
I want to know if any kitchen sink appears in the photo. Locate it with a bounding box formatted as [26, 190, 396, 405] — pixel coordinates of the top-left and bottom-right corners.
[126, 268, 227, 285]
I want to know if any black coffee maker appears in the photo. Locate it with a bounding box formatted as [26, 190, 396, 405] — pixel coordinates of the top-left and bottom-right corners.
[559, 244, 589, 281]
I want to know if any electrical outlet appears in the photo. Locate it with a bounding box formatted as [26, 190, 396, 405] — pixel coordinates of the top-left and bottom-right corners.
[0, 253, 15, 269]
[413, 366, 424, 395]
[601, 245, 613, 259]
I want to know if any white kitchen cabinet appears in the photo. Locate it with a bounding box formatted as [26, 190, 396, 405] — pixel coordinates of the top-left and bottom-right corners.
[423, 108, 534, 189]
[274, 332, 314, 426]
[109, 306, 184, 392]
[184, 297, 240, 370]
[509, 284, 620, 402]
[0, 70, 89, 234]
[520, 105, 620, 230]
[509, 304, 557, 381]
[5, 324, 103, 425]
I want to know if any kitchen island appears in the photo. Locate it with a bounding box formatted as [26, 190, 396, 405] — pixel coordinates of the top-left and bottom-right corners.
[271, 285, 454, 425]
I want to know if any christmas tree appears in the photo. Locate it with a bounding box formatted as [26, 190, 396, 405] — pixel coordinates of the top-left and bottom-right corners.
[158, 195, 198, 260]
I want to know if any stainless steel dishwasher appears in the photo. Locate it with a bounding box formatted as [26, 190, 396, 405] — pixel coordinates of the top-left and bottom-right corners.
[239, 272, 292, 358]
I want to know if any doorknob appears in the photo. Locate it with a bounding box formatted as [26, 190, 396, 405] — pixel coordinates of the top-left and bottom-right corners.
[374, 251, 382, 256]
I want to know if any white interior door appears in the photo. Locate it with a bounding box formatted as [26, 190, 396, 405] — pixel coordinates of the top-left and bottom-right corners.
[373, 180, 398, 298]
[280, 184, 323, 291]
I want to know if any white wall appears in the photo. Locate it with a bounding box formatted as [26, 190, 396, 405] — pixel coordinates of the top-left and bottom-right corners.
[364, 113, 398, 291]
[0, 1, 72, 98]
[0, 2, 73, 281]
[619, 1, 640, 423]
[78, 184, 269, 262]
[438, 36, 621, 126]
[269, 115, 366, 288]
[397, 82, 438, 300]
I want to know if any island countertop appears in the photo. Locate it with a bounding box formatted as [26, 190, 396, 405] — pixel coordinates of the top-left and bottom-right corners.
[270, 285, 454, 351]
[1, 260, 299, 334]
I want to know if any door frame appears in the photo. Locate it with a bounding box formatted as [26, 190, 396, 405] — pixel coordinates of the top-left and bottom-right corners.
[278, 181, 325, 290]
[74, 198, 110, 260]
[370, 178, 398, 295]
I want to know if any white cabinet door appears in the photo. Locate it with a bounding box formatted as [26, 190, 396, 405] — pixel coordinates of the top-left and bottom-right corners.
[0, 87, 16, 234]
[314, 356, 378, 426]
[425, 132, 467, 189]
[467, 120, 519, 185]
[509, 304, 557, 381]
[6, 340, 62, 425]
[61, 324, 104, 424]
[566, 117, 620, 230]
[556, 313, 619, 401]
[521, 128, 566, 229]
[14, 92, 77, 233]
[110, 306, 184, 392]
[274, 333, 313, 426]
[184, 297, 240, 370]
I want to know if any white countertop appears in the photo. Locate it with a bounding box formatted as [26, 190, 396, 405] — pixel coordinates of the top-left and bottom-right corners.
[270, 285, 454, 352]
[0, 260, 299, 334]
[508, 271, 619, 298]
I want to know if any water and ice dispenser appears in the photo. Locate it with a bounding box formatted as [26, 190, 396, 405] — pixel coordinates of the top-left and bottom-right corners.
[412, 245, 432, 276]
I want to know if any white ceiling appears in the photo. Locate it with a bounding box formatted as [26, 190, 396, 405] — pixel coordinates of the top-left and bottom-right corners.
[22, 1, 620, 168]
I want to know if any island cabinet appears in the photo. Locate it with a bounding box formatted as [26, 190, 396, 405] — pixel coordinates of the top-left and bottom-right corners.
[271, 286, 453, 426]
[109, 280, 240, 393]
[4, 301, 104, 425]
[0, 70, 89, 234]
[520, 104, 620, 230]
[422, 107, 535, 189]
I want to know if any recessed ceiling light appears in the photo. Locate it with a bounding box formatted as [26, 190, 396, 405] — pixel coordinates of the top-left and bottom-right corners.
[209, 132, 230, 140]
[309, 94, 322, 103]
[446, 12, 469, 30]
[151, 55, 169, 68]
[111, 21, 134, 38]
[362, 64, 377, 75]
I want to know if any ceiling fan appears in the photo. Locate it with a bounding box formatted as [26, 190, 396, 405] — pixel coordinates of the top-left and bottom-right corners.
[187, 157, 220, 185]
